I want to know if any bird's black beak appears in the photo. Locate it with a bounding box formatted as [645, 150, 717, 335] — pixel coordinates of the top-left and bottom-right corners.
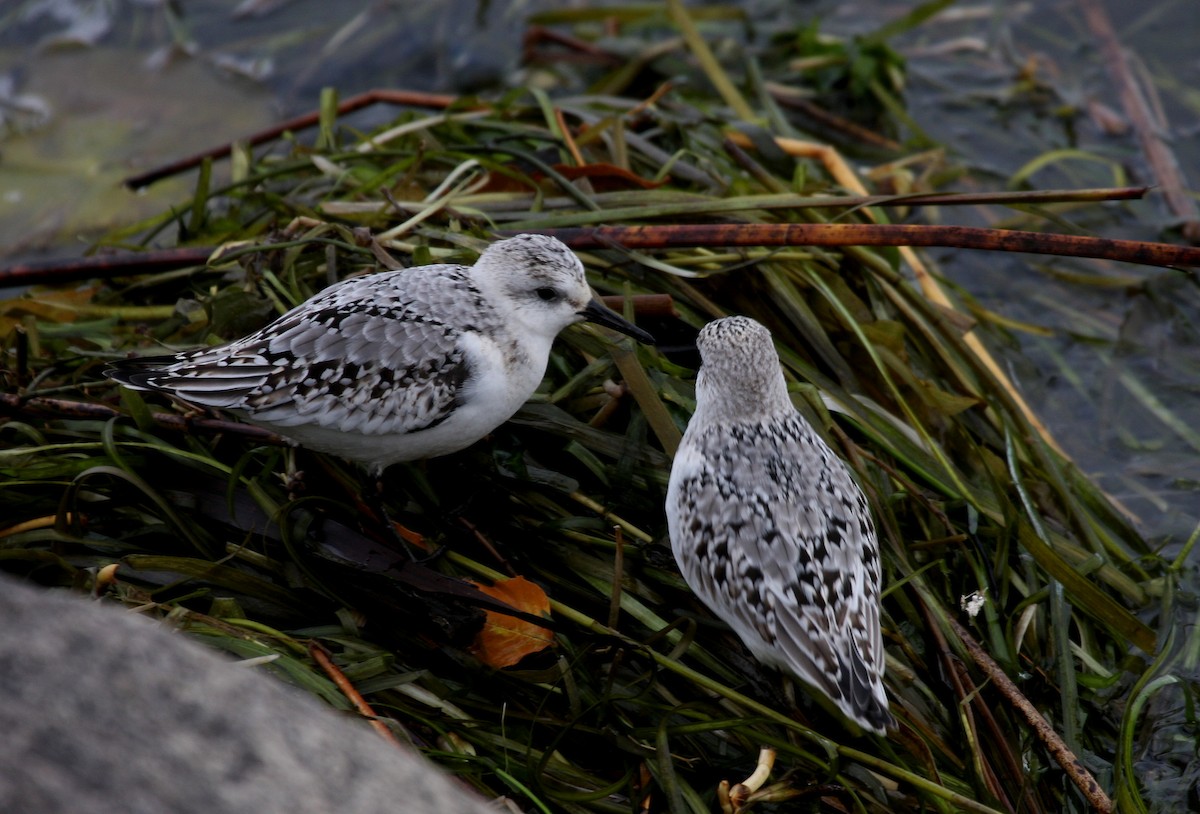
[579, 299, 655, 344]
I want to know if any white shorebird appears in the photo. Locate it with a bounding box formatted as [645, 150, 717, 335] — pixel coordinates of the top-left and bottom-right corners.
[107, 234, 654, 474]
[666, 316, 892, 735]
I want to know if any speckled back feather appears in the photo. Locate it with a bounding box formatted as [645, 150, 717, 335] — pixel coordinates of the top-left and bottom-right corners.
[110, 264, 486, 437]
[665, 316, 893, 734]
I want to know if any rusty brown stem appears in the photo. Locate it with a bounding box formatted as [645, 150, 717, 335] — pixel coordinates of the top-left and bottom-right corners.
[521, 223, 1200, 269]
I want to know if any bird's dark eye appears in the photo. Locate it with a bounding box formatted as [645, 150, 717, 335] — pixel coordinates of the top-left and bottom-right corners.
[535, 287, 558, 302]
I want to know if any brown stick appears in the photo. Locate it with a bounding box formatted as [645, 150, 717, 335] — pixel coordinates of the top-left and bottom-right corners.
[1078, 0, 1200, 242]
[598, 293, 677, 319]
[123, 89, 460, 189]
[0, 248, 216, 288]
[523, 25, 626, 66]
[920, 597, 1014, 812]
[8, 199, 1177, 290]
[766, 82, 904, 153]
[309, 642, 407, 748]
[946, 615, 1113, 813]
[519, 223, 1200, 269]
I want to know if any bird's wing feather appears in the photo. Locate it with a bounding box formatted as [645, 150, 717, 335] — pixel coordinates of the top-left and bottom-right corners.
[667, 413, 887, 728]
[107, 267, 490, 436]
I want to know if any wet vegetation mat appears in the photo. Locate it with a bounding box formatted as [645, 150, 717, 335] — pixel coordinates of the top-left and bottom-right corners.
[2, 3, 1198, 813]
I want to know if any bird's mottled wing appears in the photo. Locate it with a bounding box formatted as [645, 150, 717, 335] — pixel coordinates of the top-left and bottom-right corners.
[109, 267, 491, 436]
[669, 413, 884, 722]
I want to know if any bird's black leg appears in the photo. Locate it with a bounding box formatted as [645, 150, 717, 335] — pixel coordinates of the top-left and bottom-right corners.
[366, 475, 445, 564]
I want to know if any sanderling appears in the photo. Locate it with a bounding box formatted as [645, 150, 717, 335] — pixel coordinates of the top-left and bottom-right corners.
[666, 316, 892, 735]
[107, 234, 654, 474]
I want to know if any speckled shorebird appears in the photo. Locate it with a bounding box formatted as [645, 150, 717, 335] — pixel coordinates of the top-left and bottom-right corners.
[665, 316, 892, 735]
[106, 234, 654, 474]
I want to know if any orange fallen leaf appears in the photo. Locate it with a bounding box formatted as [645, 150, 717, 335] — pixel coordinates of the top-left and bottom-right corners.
[467, 576, 554, 669]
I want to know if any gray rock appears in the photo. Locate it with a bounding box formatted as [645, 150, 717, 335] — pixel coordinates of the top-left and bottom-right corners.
[0, 574, 494, 814]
